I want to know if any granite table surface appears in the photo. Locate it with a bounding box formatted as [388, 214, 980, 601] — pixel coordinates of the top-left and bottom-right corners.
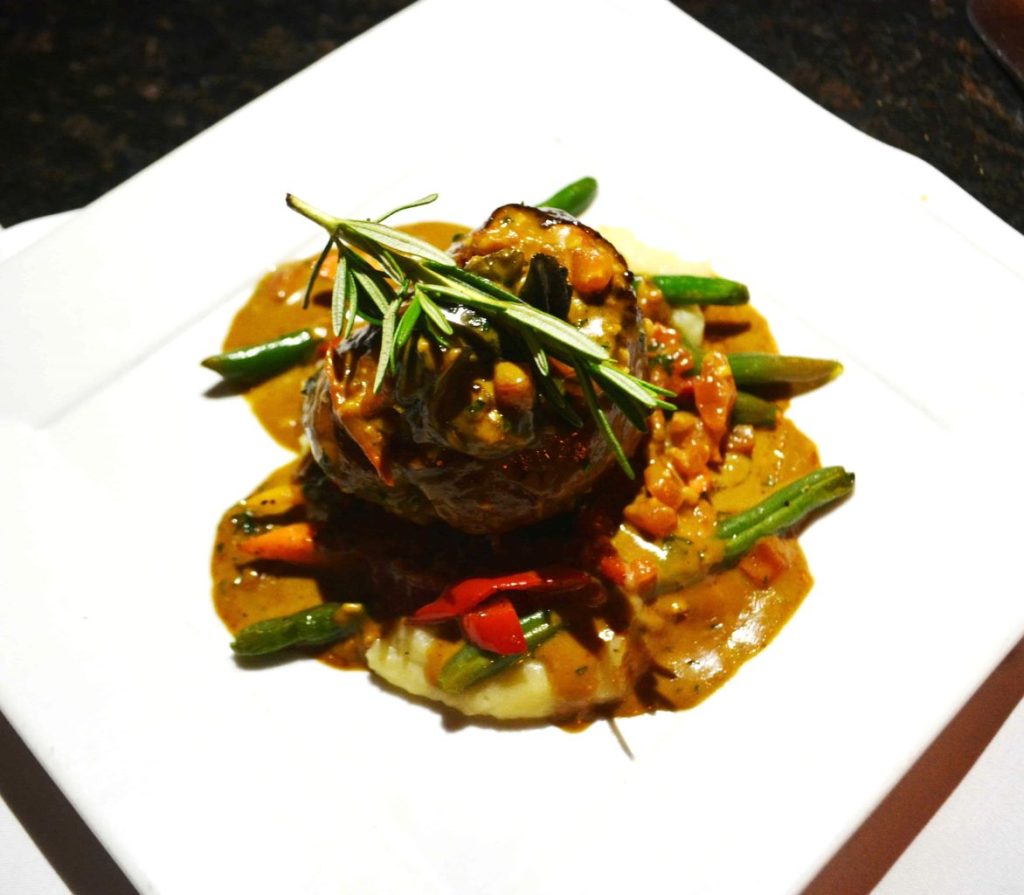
[1, 2, 1022, 895]
[2, 0, 1022, 233]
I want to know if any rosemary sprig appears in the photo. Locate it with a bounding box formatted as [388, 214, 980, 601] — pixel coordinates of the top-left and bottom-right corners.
[285, 193, 672, 476]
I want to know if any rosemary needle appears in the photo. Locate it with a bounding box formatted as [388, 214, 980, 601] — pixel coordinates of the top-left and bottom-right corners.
[286, 192, 667, 474]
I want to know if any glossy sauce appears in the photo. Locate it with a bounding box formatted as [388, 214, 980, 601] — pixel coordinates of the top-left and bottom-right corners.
[223, 222, 466, 450]
[212, 222, 818, 719]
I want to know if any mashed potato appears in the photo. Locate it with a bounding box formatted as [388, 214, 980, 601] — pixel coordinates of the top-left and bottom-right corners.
[366, 622, 629, 720]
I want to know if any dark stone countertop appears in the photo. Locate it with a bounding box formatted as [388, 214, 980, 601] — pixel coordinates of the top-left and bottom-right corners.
[1, 0, 1022, 233]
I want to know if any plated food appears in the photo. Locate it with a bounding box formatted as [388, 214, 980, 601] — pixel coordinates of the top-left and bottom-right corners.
[206, 178, 853, 723]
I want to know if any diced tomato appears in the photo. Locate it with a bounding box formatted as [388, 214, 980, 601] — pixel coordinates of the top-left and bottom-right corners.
[598, 553, 628, 586]
[629, 558, 659, 594]
[647, 323, 695, 395]
[738, 537, 791, 585]
[644, 456, 686, 510]
[623, 495, 678, 539]
[693, 351, 736, 446]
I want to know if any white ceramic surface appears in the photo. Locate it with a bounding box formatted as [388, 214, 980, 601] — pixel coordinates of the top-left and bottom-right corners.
[1, 1, 1022, 893]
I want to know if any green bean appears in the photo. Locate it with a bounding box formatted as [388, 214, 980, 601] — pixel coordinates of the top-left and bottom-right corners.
[648, 466, 854, 595]
[688, 349, 843, 392]
[732, 391, 779, 428]
[437, 610, 561, 694]
[727, 353, 842, 389]
[645, 274, 749, 306]
[201, 327, 325, 384]
[437, 468, 852, 690]
[717, 466, 854, 561]
[537, 177, 598, 217]
[231, 602, 365, 656]
[712, 355, 842, 427]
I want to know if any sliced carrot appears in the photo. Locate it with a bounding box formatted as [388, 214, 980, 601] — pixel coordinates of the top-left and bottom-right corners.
[237, 522, 327, 567]
[644, 455, 686, 510]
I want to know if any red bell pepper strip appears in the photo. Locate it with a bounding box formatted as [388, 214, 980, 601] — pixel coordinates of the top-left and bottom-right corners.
[411, 566, 591, 622]
[460, 597, 528, 655]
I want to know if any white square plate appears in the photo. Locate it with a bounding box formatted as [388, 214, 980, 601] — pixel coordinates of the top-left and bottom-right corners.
[1, 1, 1022, 892]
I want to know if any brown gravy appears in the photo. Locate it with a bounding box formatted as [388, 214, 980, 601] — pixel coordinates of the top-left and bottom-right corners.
[212, 224, 819, 719]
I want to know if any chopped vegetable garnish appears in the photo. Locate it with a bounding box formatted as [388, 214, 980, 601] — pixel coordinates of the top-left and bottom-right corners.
[412, 567, 591, 622]
[208, 176, 854, 723]
[202, 327, 326, 383]
[460, 598, 528, 656]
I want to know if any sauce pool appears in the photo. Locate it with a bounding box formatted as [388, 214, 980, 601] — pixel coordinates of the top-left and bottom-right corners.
[212, 222, 820, 720]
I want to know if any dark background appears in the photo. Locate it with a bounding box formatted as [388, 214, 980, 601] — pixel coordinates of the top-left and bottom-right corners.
[1, 0, 1022, 232]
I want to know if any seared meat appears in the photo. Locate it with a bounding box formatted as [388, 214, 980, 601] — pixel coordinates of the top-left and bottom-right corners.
[303, 204, 646, 534]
